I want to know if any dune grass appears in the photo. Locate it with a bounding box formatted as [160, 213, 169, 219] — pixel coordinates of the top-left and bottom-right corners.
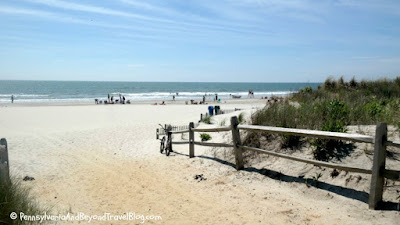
[251, 76, 400, 160]
[201, 115, 212, 124]
[0, 176, 43, 225]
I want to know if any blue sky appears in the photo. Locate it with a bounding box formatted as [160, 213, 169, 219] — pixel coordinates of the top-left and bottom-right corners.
[0, 0, 399, 82]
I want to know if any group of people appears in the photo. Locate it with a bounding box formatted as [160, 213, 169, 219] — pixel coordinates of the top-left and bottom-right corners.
[95, 93, 130, 104]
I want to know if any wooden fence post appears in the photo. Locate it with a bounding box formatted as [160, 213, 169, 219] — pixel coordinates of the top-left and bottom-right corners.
[231, 116, 244, 170]
[0, 138, 10, 183]
[189, 122, 195, 158]
[369, 123, 387, 210]
[167, 125, 173, 152]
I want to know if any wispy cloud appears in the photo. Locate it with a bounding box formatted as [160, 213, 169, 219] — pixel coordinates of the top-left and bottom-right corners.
[337, 0, 400, 16]
[25, 0, 174, 23]
[22, 0, 274, 36]
[127, 64, 145, 68]
[118, 0, 175, 16]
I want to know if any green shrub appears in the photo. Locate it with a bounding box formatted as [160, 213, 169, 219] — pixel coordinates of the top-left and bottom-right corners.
[312, 99, 348, 161]
[200, 133, 212, 142]
[365, 101, 385, 118]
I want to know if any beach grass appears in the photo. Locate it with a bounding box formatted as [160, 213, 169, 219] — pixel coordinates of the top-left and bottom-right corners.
[0, 176, 44, 225]
[201, 115, 213, 124]
[251, 76, 400, 160]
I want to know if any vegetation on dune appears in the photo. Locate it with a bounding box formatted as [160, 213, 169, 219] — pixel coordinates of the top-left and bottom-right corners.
[0, 177, 44, 225]
[201, 115, 213, 124]
[238, 112, 245, 124]
[251, 76, 400, 160]
[200, 133, 212, 142]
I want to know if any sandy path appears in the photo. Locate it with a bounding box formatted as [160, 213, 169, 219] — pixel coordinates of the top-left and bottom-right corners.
[1, 103, 399, 224]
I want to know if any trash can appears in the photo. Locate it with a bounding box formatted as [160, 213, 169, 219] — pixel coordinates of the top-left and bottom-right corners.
[214, 105, 220, 115]
[208, 106, 214, 116]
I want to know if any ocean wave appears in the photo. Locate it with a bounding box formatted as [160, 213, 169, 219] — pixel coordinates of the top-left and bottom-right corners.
[0, 94, 49, 97]
[0, 91, 296, 103]
[118, 91, 295, 97]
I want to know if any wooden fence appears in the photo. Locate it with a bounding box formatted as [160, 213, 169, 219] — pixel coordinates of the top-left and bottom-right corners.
[158, 116, 400, 210]
[156, 123, 200, 138]
[0, 138, 10, 183]
[199, 108, 242, 121]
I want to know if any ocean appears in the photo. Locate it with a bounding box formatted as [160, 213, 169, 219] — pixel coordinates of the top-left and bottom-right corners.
[0, 80, 321, 103]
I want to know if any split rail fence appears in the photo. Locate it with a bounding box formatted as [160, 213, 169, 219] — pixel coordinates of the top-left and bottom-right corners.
[156, 116, 400, 210]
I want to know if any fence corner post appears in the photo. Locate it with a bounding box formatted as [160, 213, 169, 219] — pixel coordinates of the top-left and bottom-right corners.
[230, 116, 244, 170]
[0, 138, 10, 183]
[369, 123, 387, 210]
[189, 122, 195, 158]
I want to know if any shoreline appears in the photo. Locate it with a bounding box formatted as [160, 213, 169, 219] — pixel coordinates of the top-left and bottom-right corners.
[0, 98, 269, 107]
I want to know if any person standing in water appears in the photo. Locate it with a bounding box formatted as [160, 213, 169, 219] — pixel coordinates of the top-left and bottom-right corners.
[11, 95, 14, 103]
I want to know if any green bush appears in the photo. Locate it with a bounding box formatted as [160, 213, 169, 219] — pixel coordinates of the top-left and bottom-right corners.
[200, 133, 212, 142]
[365, 101, 385, 118]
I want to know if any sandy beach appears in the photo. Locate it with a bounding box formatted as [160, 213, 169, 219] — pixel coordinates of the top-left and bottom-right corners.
[1, 99, 399, 224]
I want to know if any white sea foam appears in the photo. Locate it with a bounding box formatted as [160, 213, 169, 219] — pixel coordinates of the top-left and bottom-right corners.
[0, 91, 296, 103]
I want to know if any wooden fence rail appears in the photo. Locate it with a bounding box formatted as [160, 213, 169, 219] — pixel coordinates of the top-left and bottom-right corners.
[0, 138, 10, 183]
[157, 116, 400, 210]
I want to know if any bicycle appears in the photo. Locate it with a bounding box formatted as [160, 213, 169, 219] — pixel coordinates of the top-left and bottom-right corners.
[159, 124, 172, 156]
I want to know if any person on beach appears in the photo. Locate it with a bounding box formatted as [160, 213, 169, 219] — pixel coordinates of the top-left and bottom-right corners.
[203, 95, 205, 103]
[111, 96, 114, 103]
[11, 95, 14, 103]
[173, 95, 175, 101]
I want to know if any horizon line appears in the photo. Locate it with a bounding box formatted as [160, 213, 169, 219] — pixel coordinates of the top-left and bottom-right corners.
[0, 79, 323, 84]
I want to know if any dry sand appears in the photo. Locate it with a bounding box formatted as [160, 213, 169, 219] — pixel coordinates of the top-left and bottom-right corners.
[0, 99, 399, 224]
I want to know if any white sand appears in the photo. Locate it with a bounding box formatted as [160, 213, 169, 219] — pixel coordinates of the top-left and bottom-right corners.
[0, 100, 399, 224]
